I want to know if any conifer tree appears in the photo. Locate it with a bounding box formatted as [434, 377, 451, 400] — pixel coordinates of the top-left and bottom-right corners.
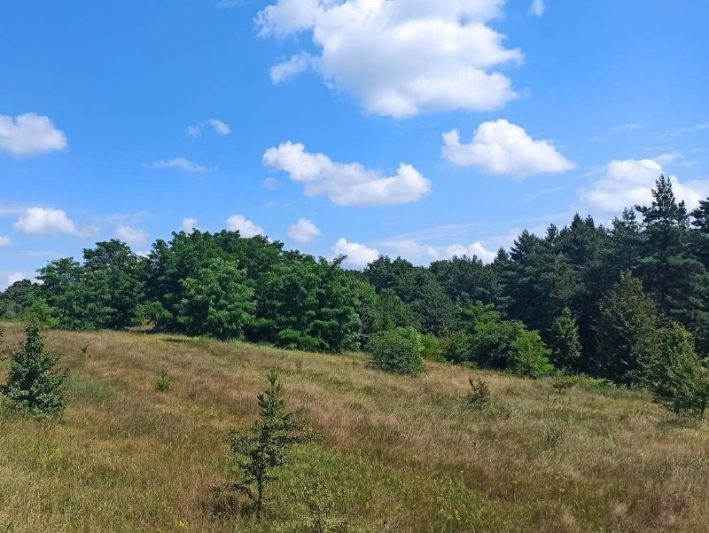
[635, 176, 708, 345]
[550, 308, 582, 371]
[2, 323, 66, 417]
[594, 272, 660, 385]
[643, 323, 709, 418]
[224, 370, 309, 520]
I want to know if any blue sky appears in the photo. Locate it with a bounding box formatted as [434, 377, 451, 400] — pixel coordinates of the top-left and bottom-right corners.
[2, 0, 709, 285]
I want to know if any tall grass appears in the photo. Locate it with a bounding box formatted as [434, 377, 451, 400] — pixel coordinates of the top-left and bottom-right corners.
[0, 322, 706, 532]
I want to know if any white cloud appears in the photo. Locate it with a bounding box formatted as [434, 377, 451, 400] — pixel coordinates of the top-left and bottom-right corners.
[0, 113, 68, 156]
[226, 214, 265, 237]
[446, 241, 497, 263]
[257, 0, 522, 117]
[186, 118, 231, 137]
[0, 235, 11, 247]
[145, 158, 215, 174]
[287, 218, 321, 243]
[116, 225, 149, 246]
[530, 0, 545, 17]
[263, 141, 431, 206]
[181, 217, 199, 233]
[443, 119, 574, 178]
[271, 53, 312, 83]
[1, 273, 25, 290]
[582, 158, 709, 214]
[14, 207, 97, 238]
[378, 239, 439, 261]
[332, 238, 380, 268]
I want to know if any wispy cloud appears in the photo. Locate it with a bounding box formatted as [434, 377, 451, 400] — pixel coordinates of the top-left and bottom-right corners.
[144, 158, 216, 174]
[186, 118, 231, 138]
[660, 122, 709, 138]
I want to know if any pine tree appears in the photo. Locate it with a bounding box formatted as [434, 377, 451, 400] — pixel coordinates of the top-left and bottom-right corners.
[594, 272, 660, 385]
[224, 370, 309, 520]
[550, 308, 582, 371]
[635, 176, 708, 344]
[2, 323, 66, 417]
[643, 324, 709, 418]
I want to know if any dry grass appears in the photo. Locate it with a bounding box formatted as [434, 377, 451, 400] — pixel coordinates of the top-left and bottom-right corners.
[0, 322, 707, 532]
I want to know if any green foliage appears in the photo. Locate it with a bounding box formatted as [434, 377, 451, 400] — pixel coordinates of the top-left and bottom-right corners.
[466, 378, 490, 408]
[510, 329, 555, 378]
[442, 303, 554, 377]
[223, 370, 310, 520]
[550, 308, 582, 371]
[420, 333, 443, 361]
[643, 324, 709, 418]
[21, 298, 61, 329]
[594, 272, 660, 385]
[0, 279, 41, 319]
[2, 324, 66, 417]
[38, 241, 145, 330]
[177, 257, 255, 340]
[368, 327, 423, 375]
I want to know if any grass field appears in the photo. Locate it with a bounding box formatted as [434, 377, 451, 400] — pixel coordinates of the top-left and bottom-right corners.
[0, 323, 707, 532]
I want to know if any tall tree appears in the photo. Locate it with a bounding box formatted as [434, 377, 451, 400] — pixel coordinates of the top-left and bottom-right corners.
[177, 257, 255, 340]
[550, 307, 582, 372]
[593, 272, 660, 385]
[635, 176, 708, 351]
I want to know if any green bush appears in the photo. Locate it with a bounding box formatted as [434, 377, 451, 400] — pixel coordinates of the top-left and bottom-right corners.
[368, 327, 423, 375]
[442, 303, 554, 378]
[420, 333, 443, 361]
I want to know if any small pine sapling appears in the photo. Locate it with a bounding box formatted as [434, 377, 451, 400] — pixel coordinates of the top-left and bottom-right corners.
[221, 370, 310, 520]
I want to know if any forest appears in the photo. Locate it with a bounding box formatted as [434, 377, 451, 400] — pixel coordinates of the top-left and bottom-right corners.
[2, 176, 708, 416]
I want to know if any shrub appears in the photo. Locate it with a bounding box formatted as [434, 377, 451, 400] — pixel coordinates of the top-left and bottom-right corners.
[466, 378, 490, 408]
[368, 327, 423, 375]
[2, 323, 66, 417]
[154, 369, 173, 392]
[219, 370, 310, 520]
[420, 333, 443, 361]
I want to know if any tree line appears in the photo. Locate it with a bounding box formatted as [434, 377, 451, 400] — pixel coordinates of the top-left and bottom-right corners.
[1, 176, 707, 412]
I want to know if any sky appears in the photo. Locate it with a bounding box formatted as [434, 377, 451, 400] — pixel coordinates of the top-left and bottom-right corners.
[1, 0, 709, 286]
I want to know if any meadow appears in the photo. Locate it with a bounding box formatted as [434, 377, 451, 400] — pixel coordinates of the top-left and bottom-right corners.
[0, 322, 707, 532]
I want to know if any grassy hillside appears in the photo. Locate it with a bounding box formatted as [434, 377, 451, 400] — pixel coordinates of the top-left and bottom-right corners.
[0, 323, 707, 532]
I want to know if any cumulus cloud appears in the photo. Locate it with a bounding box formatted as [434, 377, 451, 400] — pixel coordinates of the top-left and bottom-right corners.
[0, 113, 68, 156]
[145, 158, 215, 174]
[181, 217, 199, 233]
[226, 214, 265, 237]
[332, 238, 380, 268]
[116, 225, 149, 247]
[14, 207, 97, 238]
[186, 118, 231, 137]
[443, 119, 574, 178]
[263, 141, 431, 206]
[582, 158, 709, 214]
[288, 218, 321, 243]
[530, 0, 545, 17]
[257, 0, 522, 117]
[0, 235, 11, 247]
[1, 273, 25, 290]
[446, 241, 497, 263]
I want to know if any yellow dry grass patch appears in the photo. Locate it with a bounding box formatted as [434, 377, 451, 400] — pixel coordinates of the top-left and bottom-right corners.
[0, 323, 707, 532]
